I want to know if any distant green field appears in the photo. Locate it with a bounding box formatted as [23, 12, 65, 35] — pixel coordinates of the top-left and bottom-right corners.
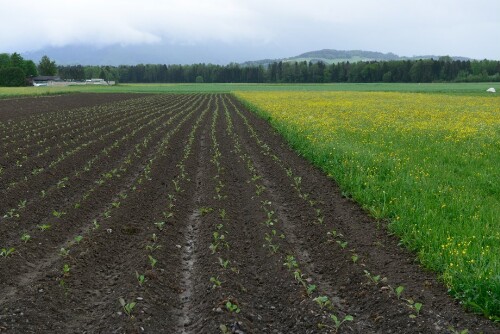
[0, 82, 499, 98]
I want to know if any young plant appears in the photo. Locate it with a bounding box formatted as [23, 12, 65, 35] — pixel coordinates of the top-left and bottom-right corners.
[210, 276, 222, 289]
[219, 208, 227, 220]
[313, 296, 331, 309]
[410, 302, 423, 318]
[307, 284, 317, 296]
[136, 271, 146, 286]
[218, 257, 230, 269]
[337, 240, 348, 249]
[364, 270, 381, 284]
[330, 314, 354, 331]
[0, 247, 15, 257]
[284, 255, 299, 270]
[21, 233, 31, 243]
[351, 254, 359, 264]
[74, 235, 83, 243]
[154, 221, 166, 231]
[92, 219, 100, 230]
[52, 210, 66, 218]
[119, 298, 136, 317]
[63, 264, 70, 277]
[18, 199, 27, 209]
[60, 248, 70, 257]
[225, 301, 241, 313]
[148, 255, 157, 269]
[395, 285, 404, 299]
[38, 224, 51, 231]
[146, 243, 161, 252]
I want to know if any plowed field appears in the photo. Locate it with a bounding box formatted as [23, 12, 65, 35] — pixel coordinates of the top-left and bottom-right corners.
[0, 94, 497, 333]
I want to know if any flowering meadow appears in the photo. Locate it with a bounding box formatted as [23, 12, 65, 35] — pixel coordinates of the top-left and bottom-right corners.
[235, 91, 500, 318]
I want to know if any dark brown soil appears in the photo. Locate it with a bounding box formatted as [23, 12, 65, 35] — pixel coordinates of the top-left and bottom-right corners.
[0, 93, 498, 334]
[0, 93, 149, 121]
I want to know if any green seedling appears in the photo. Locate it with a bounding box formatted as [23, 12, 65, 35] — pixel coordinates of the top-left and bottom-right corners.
[18, 200, 27, 209]
[154, 221, 166, 230]
[307, 284, 317, 296]
[395, 286, 404, 299]
[162, 211, 174, 220]
[119, 298, 136, 317]
[146, 243, 161, 252]
[364, 270, 381, 284]
[148, 255, 157, 269]
[103, 210, 111, 219]
[225, 301, 240, 313]
[210, 276, 222, 289]
[412, 302, 423, 317]
[111, 201, 121, 208]
[151, 233, 158, 243]
[218, 257, 230, 269]
[284, 255, 299, 270]
[407, 299, 423, 318]
[92, 219, 100, 230]
[330, 314, 354, 330]
[351, 254, 359, 264]
[269, 244, 279, 253]
[52, 210, 66, 218]
[38, 224, 51, 231]
[172, 179, 181, 192]
[136, 271, 146, 286]
[313, 296, 331, 309]
[63, 264, 70, 276]
[327, 229, 342, 238]
[294, 269, 306, 287]
[219, 208, 227, 220]
[337, 240, 348, 249]
[21, 233, 31, 243]
[60, 248, 70, 257]
[220, 324, 230, 334]
[57, 178, 68, 188]
[199, 207, 214, 215]
[0, 247, 15, 257]
[74, 235, 83, 243]
[3, 209, 19, 219]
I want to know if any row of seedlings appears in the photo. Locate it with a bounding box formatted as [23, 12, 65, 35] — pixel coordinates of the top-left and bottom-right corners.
[129, 95, 214, 326]
[0, 96, 203, 272]
[221, 96, 355, 332]
[227, 95, 427, 328]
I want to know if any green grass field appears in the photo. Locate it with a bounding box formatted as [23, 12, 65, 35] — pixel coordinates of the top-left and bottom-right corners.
[1, 82, 499, 98]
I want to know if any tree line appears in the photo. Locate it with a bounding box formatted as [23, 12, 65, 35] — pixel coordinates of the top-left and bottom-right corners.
[0, 53, 57, 86]
[2, 52, 500, 86]
[58, 58, 500, 84]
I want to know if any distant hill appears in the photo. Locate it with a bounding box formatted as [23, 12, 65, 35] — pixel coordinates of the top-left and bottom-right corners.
[242, 49, 471, 66]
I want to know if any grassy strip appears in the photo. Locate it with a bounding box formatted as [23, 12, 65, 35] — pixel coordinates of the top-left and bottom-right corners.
[233, 91, 500, 320]
[1, 82, 499, 98]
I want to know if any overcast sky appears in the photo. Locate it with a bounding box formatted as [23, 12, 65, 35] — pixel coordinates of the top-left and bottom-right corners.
[1, 0, 499, 61]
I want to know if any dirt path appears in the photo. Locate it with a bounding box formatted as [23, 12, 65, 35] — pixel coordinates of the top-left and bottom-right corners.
[0, 93, 497, 333]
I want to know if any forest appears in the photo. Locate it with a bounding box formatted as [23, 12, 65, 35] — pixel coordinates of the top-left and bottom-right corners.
[1, 51, 500, 86]
[57, 58, 500, 84]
